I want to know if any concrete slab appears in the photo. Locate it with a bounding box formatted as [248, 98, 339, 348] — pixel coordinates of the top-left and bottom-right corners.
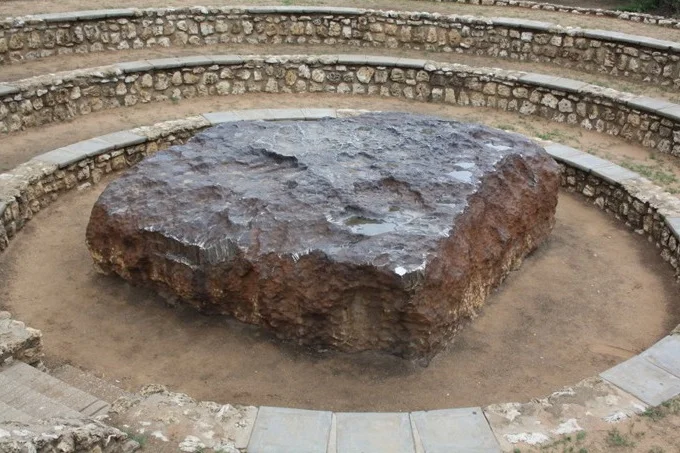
[641, 336, 680, 379]
[335, 412, 415, 453]
[210, 55, 246, 66]
[32, 148, 84, 169]
[411, 408, 500, 453]
[177, 55, 214, 67]
[544, 143, 583, 161]
[248, 407, 332, 453]
[659, 105, 680, 123]
[364, 56, 402, 67]
[666, 217, 680, 240]
[62, 137, 114, 158]
[625, 96, 676, 115]
[263, 108, 307, 120]
[33, 12, 81, 23]
[148, 57, 182, 70]
[0, 400, 34, 424]
[519, 73, 586, 93]
[301, 108, 337, 119]
[601, 355, 680, 406]
[0, 84, 19, 98]
[489, 17, 554, 31]
[97, 131, 147, 149]
[72, 10, 111, 21]
[116, 60, 154, 74]
[202, 111, 243, 125]
[592, 164, 640, 185]
[560, 153, 613, 172]
[396, 58, 427, 69]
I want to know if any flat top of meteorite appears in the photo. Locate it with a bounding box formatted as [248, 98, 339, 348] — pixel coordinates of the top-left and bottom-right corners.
[95, 112, 549, 274]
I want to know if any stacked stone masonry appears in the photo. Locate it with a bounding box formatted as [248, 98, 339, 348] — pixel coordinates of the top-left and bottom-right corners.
[413, 0, 680, 29]
[0, 55, 680, 160]
[1, 7, 679, 86]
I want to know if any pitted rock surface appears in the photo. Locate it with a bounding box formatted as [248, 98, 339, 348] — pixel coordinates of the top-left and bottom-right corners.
[86, 112, 560, 360]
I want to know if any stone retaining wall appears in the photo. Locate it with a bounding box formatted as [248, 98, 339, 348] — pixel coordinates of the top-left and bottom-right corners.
[416, 0, 680, 28]
[1, 55, 679, 159]
[1, 7, 679, 86]
[0, 311, 42, 366]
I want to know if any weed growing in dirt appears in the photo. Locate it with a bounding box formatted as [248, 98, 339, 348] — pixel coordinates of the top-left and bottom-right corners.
[535, 129, 579, 144]
[619, 158, 680, 192]
[122, 429, 147, 448]
[607, 428, 635, 448]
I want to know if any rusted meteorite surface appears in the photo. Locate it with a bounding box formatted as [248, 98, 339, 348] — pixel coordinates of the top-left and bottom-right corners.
[87, 112, 560, 360]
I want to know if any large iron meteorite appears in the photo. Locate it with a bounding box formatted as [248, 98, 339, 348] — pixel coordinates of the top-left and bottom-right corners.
[86, 112, 560, 360]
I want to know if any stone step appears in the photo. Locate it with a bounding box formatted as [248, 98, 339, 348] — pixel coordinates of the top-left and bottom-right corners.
[0, 373, 84, 421]
[0, 400, 34, 424]
[0, 362, 110, 421]
[53, 364, 129, 404]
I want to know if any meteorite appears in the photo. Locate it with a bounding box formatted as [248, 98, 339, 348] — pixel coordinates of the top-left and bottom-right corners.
[86, 112, 560, 360]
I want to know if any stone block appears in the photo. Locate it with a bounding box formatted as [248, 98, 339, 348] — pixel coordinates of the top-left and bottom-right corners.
[97, 131, 147, 149]
[666, 217, 680, 240]
[601, 355, 680, 406]
[0, 85, 19, 98]
[103, 8, 137, 18]
[336, 412, 415, 453]
[248, 407, 332, 453]
[202, 111, 244, 125]
[364, 56, 402, 67]
[559, 153, 612, 173]
[396, 58, 427, 69]
[263, 108, 307, 121]
[336, 55, 370, 66]
[489, 17, 554, 31]
[592, 164, 640, 185]
[210, 55, 246, 66]
[543, 143, 583, 161]
[33, 149, 87, 169]
[32, 12, 82, 23]
[625, 96, 676, 115]
[658, 105, 680, 123]
[301, 108, 338, 119]
[73, 10, 112, 21]
[411, 407, 501, 452]
[148, 57, 182, 70]
[177, 55, 214, 67]
[116, 60, 154, 74]
[62, 138, 115, 158]
[641, 336, 680, 378]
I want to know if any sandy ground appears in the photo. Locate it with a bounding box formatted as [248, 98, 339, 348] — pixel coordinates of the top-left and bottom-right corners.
[0, 172, 677, 412]
[0, 0, 676, 42]
[4, 44, 678, 104]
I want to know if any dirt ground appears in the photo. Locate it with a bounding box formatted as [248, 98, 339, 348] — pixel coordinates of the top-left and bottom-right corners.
[0, 171, 677, 412]
[0, 0, 676, 42]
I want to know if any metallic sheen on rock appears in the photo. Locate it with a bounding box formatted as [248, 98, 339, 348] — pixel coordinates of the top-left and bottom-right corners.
[86, 113, 560, 361]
